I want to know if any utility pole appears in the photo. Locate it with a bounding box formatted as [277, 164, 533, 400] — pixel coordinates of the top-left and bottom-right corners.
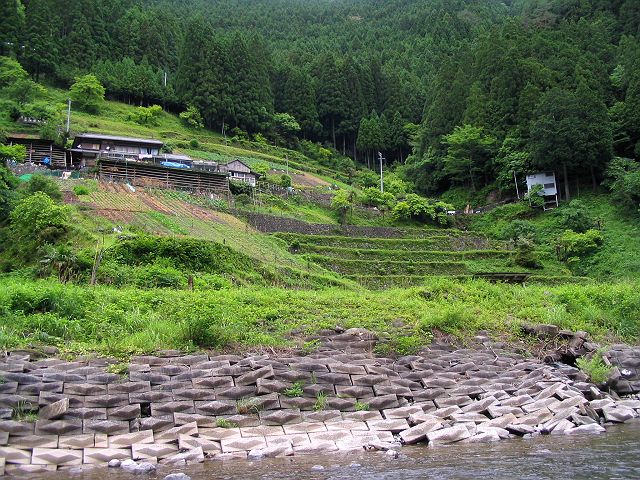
[286, 154, 289, 176]
[378, 151, 385, 193]
[513, 171, 520, 199]
[66, 98, 71, 135]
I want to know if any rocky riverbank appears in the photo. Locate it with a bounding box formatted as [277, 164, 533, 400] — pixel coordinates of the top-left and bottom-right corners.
[0, 329, 639, 477]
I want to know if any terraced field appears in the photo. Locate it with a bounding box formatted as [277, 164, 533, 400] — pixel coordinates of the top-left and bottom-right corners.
[274, 231, 574, 289]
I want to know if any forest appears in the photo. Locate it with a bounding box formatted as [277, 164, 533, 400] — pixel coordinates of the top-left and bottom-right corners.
[0, 0, 639, 203]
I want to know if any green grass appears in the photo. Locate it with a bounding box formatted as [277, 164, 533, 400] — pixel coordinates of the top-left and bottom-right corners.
[0, 276, 638, 357]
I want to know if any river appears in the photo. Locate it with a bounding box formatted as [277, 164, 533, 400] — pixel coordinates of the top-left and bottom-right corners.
[31, 422, 640, 480]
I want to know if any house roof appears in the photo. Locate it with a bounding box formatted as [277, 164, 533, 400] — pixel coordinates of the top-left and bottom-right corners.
[74, 133, 164, 146]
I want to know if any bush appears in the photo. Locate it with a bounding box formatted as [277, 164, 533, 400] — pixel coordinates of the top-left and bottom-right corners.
[128, 105, 162, 126]
[280, 174, 292, 188]
[360, 187, 396, 210]
[391, 194, 452, 225]
[179, 105, 204, 129]
[576, 353, 611, 384]
[72, 185, 90, 196]
[557, 229, 604, 261]
[10, 192, 69, 250]
[514, 237, 540, 269]
[557, 200, 596, 233]
[20, 174, 62, 201]
[501, 220, 537, 242]
[235, 193, 251, 207]
[133, 264, 186, 289]
[189, 139, 200, 148]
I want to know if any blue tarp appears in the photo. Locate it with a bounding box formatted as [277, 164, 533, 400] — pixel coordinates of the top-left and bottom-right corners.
[160, 161, 191, 169]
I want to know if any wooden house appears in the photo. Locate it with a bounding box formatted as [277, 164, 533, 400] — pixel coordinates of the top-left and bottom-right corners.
[7, 134, 67, 169]
[224, 159, 259, 187]
[69, 133, 164, 168]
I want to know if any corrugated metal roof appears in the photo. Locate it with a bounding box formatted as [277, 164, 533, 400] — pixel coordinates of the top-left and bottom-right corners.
[74, 133, 164, 145]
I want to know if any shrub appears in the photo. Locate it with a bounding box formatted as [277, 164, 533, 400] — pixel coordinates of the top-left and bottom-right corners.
[360, 187, 396, 210]
[525, 184, 545, 208]
[128, 105, 162, 126]
[20, 174, 62, 201]
[280, 174, 292, 188]
[10, 192, 69, 249]
[501, 220, 537, 242]
[576, 353, 611, 384]
[391, 194, 452, 225]
[234, 193, 251, 207]
[72, 185, 90, 196]
[189, 139, 200, 148]
[179, 105, 204, 129]
[514, 237, 540, 269]
[557, 229, 604, 261]
[558, 200, 596, 233]
[133, 264, 186, 289]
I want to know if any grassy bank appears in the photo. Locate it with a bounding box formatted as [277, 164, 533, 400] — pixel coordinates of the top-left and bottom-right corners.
[0, 277, 638, 358]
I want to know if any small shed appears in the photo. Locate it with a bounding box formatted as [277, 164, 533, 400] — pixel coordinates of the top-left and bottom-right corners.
[7, 135, 67, 169]
[526, 172, 559, 210]
[224, 159, 259, 187]
[69, 133, 164, 168]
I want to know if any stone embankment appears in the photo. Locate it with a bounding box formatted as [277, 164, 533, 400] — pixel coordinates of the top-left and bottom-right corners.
[0, 333, 639, 476]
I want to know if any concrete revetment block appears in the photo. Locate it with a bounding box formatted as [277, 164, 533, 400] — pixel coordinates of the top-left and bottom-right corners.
[259, 409, 302, 425]
[193, 376, 234, 390]
[83, 447, 132, 464]
[58, 434, 96, 449]
[198, 427, 242, 441]
[131, 442, 178, 460]
[433, 396, 473, 408]
[282, 422, 327, 434]
[351, 375, 391, 386]
[173, 412, 218, 428]
[382, 406, 424, 419]
[107, 404, 141, 420]
[35, 419, 82, 436]
[173, 388, 217, 401]
[0, 446, 33, 464]
[325, 397, 356, 412]
[154, 422, 199, 443]
[220, 437, 267, 453]
[367, 394, 400, 411]
[343, 411, 384, 422]
[107, 381, 151, 395]
[108, 430, 154, 448]
[137, 416, 174, 432]
[82, 419, 130, 435]
[366, 418, 410, 433]
[63, 383, 107, 396]
[328, 364, 367, 375]
[84, 394, 130, 408]
[178, 434, 222, 453]
[302, 410, 342, 423]
[151, 401, 195, 416]
[266, 434, 311, 447]
[65, 407, 108, 420]
[427, 424, 471, 444]
[399, 419, 443, 444]
[129, 391, 173, 404]
[325, 420, 369, 431]
[240, 425, 285, 437]
[293, 440, 338, 454]
[235, 366, 275, 386]
[8, 434, 58, 449]
[162, 446, 205, 465]
[31, 447, 83, 466]
[335, 385, 374, 398]
[215, 386, 257, 400]
[195, 400, 237, 416]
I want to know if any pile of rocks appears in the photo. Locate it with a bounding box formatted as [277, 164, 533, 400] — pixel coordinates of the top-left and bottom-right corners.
[0, 344, 638, 476]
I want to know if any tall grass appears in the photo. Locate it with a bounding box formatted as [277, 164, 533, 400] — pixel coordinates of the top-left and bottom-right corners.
[0, 277, 637, 356]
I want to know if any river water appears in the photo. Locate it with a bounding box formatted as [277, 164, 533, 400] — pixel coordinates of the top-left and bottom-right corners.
[36, 422, 640, 480]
